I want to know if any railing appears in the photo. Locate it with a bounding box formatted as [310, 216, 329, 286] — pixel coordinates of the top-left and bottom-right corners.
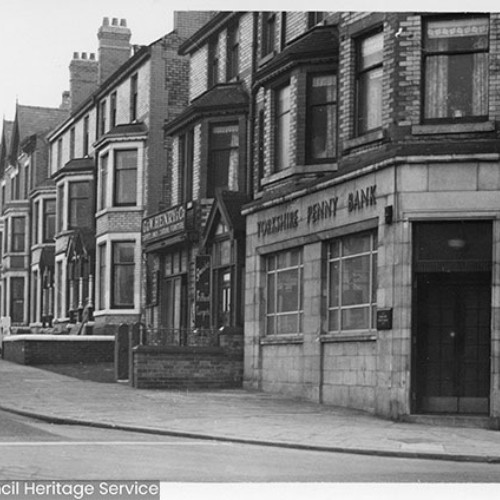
[142, 328, 220, 347]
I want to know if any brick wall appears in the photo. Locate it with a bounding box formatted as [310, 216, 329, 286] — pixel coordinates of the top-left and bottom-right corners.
[132, 345, 243, 389]
[2, 336, 114, 365]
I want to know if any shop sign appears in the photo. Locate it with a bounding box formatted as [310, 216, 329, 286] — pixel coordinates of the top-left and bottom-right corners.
[194, 255, 211, 329]
[256, 184, 378, 237]
[142, 205, 186, 244]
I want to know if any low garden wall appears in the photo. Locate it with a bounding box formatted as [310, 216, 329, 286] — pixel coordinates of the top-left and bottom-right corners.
[132, 343, 243, 389]
[1, 335, 114, 365]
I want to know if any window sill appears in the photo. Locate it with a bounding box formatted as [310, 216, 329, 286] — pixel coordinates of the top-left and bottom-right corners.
[258, 51, 276, 67]
[343, 129, 384, 152]
[261, 163, 337, 187]
[412, 121, 495, 135]
[260, 334, 304, 345]
[96, 206, 143, 217]
[320, 331, 377, 343]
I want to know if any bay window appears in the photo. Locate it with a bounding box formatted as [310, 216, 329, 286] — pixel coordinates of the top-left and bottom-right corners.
[69, 182, 90, 229]
[424, 16, 489, 121]
[111, 241, 135, 308]
[307, 74, 337, 162]
[114, 149, 137, 206]
[208, 124, 239, 197]
[275, 84, 291, 171]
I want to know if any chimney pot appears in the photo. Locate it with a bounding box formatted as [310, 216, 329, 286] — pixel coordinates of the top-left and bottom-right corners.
[90, 53, 96, 60]
[73, 52, 79, 59]
[82, 52, 87, 59]
[112, 17, 118, 26]
[103, 17, 109, 26]
[120, 19, 127, 27]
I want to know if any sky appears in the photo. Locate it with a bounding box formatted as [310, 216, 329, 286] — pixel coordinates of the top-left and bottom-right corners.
[0, 0, 494, 133]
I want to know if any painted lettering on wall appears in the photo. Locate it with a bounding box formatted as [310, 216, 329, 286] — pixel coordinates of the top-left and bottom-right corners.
[307, 197, 338, 225]
[348, 185, 376, 212]
[257, 210, 299, 237]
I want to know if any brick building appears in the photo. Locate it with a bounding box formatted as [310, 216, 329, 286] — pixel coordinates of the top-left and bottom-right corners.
[0, 104, 68, 331]
[243, 11, 500, 425]
[46, 13, 213, 335]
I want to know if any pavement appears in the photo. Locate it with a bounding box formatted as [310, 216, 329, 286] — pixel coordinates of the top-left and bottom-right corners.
[1, 359, 500, 464]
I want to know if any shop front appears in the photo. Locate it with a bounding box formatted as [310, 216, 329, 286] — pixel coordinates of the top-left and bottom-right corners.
[243, 158, 500, 424]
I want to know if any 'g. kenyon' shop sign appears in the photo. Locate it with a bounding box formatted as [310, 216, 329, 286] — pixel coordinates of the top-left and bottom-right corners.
[142, 205, 185, 243]
[257, 185, 377, 238]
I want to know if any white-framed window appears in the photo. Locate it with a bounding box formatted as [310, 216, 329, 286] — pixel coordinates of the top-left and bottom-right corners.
[275, 83, 291, 171]
[265, 248, 303, 335]
[111, 241, 135, 309]
[114, 149, 137, 206]
[327, 231, 377, 332]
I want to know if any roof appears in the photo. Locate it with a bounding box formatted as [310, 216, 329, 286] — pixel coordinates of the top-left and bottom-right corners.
[52, 157, 94, 180]
[2, 120, 14, 147]
[255, 24, 338, 84]
[179, 12, 237, 55]
[165, 82, 249, 135]
[202, 190, 249, 247]
[16, 105, 68, 141]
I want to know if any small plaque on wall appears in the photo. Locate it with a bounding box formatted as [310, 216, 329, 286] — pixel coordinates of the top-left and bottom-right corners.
[376, 308, 393, 330]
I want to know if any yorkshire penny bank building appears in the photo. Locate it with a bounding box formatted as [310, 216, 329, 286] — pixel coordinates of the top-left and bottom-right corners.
[242, 12, 500, 425]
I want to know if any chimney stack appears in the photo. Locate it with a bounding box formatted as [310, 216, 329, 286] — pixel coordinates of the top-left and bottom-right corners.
[97, 16, 132, 84]
[69, 52, 98, 112]
[173, 11, 218, 40]
[60, 91, 71, 111]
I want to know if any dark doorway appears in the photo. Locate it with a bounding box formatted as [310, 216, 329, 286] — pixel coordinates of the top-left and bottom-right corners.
[413, 221, 492, 415]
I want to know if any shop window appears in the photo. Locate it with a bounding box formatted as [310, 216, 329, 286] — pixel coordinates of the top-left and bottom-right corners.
[69, 182, 90, 229]
[213, 239, 233, 328]
[208, 38, 219, 88]
[262, 12, 276, 58]
[307, 74, 337, 162]
[327, 231, 377, 332]
[114, 149, 137, 206]
[43, 200, 56, 243]
[226, 21, 240, 81]
[424, 16, 489, 121]
[265, 248, 303, 335]
[10, 277, 24, 323]
[356, 30, 383, 135]
[98, 243, 106, 310]
[11, 217, 25, 253]
[111, 241, 135, 308]
[275, 84, 291, 171]
[208, 124, 239, 197]
[99, 154, 108, 210]
[130, 74, 138, 122]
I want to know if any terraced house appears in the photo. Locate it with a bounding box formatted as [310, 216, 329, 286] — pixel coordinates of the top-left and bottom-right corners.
[47, 13, 213, 335]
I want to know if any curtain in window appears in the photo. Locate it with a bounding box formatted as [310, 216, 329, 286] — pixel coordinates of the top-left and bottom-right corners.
[425, 54, 448, 119]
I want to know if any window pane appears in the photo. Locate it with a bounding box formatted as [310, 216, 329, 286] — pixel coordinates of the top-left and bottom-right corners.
[115, 150, 137, 205]
[343, 233, 371, 256]
[359, 32, 383, 69]
[342, 255, 370, 306]
[358, 67, 382, 133]
[112, 242, 135, 307]
[329, 260, 339, 307]
[342, 307, 370, 330]
[425, 17, 489, 52]
[310, 104, 336, 159]
[277, 314, 298, 334]
[310, 75, 336, 105]
[277, 269, 299, 312]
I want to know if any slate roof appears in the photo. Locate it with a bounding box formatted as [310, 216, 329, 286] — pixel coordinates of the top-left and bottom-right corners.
[164, 82, 249, 135]
[16, 105, 68, 142]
